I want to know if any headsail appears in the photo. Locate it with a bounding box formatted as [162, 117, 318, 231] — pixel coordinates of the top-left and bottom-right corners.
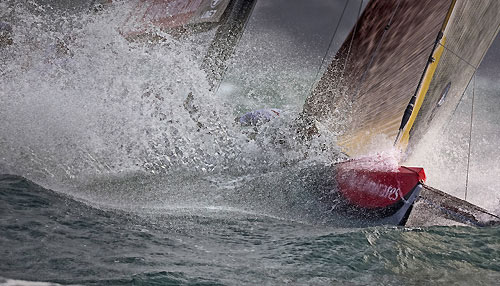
[404, 0, 500, 152]
[303, 0, 451, 155]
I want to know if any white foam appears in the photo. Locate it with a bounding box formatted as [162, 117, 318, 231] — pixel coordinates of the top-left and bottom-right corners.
[0, 277, 80, 286]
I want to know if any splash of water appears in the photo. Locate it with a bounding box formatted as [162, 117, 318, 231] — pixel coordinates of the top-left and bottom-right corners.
[0, 1, 345, 220]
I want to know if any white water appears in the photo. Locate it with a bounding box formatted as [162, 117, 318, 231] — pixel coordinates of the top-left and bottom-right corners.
[4, 0, 496, 219]
[0, 0, 347, 222]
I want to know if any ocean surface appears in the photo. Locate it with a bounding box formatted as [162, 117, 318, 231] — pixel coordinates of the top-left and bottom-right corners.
[1, 174, 500, 286]
[1, 1, 500, 285]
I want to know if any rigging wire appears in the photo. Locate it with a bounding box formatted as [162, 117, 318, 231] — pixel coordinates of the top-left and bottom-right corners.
[464, 72, 475, 200]
[458, 20, 500, 202]
[447, 21, 500, 121]
[446, 73, 475, 129]
[308, 0, 350, 96]
[340, 0, 365, 83]
[438, 43, 478, 69]
[434, 20, 500, 200]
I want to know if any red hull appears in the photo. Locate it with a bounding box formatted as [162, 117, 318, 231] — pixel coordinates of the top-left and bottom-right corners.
[331, 157, 426, 225]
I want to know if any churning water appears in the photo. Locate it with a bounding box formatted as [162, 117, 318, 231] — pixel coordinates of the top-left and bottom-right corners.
[1, 1, 499, 285]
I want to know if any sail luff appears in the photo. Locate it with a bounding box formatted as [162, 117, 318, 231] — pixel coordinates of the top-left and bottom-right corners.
[394, 1, 459, 148]
[396, 38, 446, 148]
[394, 0, 458, 147]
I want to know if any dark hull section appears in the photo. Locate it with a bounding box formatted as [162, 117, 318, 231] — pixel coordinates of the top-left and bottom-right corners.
[324, 184, 422, 226]
[406, 185, 500, 227]
[327, 182, 500, 227]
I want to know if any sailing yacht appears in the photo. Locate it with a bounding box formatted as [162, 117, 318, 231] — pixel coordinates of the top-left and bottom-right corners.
[303, 0, 500, 226]
[121, 0, 500, 226]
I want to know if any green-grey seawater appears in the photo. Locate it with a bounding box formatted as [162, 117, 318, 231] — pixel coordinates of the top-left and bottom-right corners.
[1, 175, 499, 286]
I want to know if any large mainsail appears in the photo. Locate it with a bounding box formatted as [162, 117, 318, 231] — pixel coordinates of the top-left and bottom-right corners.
[303, 0, 500, 158]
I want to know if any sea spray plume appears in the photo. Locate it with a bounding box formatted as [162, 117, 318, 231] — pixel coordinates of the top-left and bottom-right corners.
[0, 1, 228, 184]
[0, 0, 343, 192]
